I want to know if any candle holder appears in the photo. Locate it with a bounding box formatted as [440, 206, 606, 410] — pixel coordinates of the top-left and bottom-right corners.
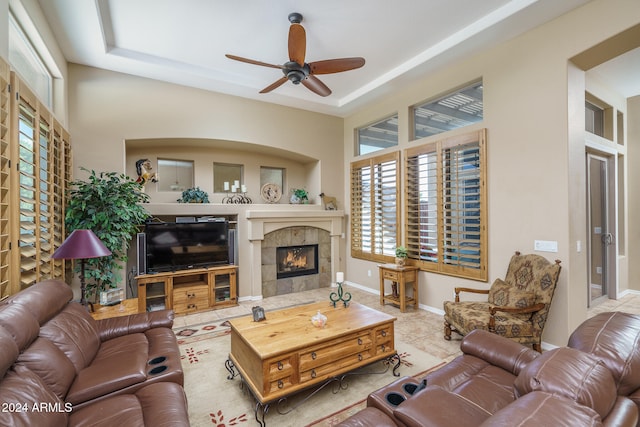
[330, 281, 351, 308]
[222, 192, 252, 204]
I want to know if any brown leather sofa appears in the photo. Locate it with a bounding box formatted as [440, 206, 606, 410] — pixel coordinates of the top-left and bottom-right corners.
[338, 312, 640, 427]
[0, 280, 189, 426]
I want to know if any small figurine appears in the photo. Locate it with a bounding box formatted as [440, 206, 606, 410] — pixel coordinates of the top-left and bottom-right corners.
[319, 192, 337, 210]
[135, 159, 158, 186]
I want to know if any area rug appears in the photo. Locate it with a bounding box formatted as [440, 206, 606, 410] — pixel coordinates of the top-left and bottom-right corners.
[175, 319, 445, 427]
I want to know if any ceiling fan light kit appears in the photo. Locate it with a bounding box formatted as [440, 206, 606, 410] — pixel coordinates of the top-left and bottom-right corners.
[226, 12, 365, 97]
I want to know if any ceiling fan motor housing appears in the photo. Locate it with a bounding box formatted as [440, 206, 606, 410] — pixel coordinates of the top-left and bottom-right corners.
[283, 61, 310, 84]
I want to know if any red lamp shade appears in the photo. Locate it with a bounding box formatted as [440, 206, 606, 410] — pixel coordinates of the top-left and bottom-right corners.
[52, 229, 112, 260]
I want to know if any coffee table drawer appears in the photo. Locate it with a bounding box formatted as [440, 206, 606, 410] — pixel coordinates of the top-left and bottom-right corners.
[374, 324, 394, 355]
[300, 350, 374, 383]
[267, 354, 295, 377]
[269, 375, 294, 394]
[299, 332, 372, 371]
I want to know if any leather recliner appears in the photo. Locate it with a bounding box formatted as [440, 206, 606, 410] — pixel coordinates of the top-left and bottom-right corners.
[0, 280, 189, 426]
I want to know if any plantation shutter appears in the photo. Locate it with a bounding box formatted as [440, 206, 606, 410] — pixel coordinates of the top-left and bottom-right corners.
[404, 129, 487, 281]
[441, 137, 483, 276]
[405, 144, 439, 270]
[17, 88, 38, 288]
[11, 74, 69, 292]
[351, 152, 400, 262]
[0, 59, 10, 297]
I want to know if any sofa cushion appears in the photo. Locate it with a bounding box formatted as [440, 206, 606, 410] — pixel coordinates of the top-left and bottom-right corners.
[0, 364, 70, 427]
[17, 337, 76, 400]
[66, 333, 149, 405]
[0, 326, 19, 378]
[488, 278, 535, 309]
[0, 303, 40, 350]
[40, 303, 101, 372]
[68, 382, 189, 427]
[514, 347, 617, 419]
[480, 391, 603, 427]
[2, 280, 73, 324]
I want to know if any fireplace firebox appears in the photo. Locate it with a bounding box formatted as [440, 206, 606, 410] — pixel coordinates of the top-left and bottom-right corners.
[276, 244, 319, 279]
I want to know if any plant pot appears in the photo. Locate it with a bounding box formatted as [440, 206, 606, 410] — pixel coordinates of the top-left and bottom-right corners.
[395, 257, 406, 267]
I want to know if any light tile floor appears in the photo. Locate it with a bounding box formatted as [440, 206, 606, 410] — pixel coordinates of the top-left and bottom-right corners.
[174, 285, 640, 361]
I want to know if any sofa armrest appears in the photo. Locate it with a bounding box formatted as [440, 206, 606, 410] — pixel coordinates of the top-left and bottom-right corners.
[95, 310, 175, 342]
[603, 396, 638, 427]
[460, 329, 539, 375]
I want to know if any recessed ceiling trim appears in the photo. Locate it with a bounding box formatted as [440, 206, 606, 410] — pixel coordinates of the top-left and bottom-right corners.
[339, 0, 537, 107]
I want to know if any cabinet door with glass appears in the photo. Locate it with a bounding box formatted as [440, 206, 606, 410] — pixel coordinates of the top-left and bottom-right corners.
[210, 267, 237, 308]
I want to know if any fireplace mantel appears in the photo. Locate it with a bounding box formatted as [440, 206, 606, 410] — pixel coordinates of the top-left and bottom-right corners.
[245, 209, 345, 298]
[246, 209, 345, 240]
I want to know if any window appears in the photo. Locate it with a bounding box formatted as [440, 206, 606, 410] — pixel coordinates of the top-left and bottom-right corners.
[412, 81, 483, 140]
[350, 152, 400, 262]
[157, 159, 193, 192]
[356, 114, 399, 155]
[405, 129, 487, 281]
[9, 13, 53, 108]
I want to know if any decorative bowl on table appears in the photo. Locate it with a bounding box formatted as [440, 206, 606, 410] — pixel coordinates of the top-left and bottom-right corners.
[311, 311, 327, 328]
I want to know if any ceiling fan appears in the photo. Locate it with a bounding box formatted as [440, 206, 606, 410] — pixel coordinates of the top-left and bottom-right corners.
[225, 12, 365, 97]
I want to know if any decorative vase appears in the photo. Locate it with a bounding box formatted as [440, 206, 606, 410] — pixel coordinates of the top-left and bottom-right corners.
[395, 257, 406, 267]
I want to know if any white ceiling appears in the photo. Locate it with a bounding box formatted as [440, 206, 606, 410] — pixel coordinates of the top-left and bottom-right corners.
[37, 0, 633, 117]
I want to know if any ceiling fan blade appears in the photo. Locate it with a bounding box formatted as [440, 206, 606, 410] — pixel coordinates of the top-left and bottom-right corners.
[259, 77, 289, 94]
[288, 24, 306, 66]
[302, 75, 331, 97]
[225, 54, 283, 70]
[309, 57, 366, 75]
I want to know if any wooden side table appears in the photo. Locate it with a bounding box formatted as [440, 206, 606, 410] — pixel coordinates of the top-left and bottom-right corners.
[378, 264, 419, 312]
[91, 298, 140, 320]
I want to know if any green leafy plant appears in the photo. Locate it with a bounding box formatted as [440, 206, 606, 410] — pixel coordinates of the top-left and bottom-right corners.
[395, 246, 408, 258]
[178, 187, 209, 203]
[65, 168, 150, 300]
[290, 188, 309, 203]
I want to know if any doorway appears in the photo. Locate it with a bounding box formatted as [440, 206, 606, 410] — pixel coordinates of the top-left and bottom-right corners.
[586, 152, 616, 306]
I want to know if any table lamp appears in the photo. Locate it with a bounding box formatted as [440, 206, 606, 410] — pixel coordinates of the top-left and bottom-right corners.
[52, 229, 112, 311]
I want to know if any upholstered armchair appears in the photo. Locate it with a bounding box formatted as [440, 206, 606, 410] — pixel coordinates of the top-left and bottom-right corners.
[443, 251, 561, 352]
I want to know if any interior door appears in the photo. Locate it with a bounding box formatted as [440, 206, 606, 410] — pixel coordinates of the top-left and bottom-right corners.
[587, 152, 616, 306]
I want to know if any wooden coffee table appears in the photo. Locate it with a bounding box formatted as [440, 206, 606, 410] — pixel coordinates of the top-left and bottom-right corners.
[225, 301, 399, 426]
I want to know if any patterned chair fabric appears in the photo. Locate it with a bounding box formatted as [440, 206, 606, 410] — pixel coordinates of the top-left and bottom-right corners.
[443, 251, 562, 352]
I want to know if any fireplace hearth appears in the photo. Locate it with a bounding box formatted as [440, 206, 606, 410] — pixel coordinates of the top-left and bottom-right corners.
[276, 244, 319, 279]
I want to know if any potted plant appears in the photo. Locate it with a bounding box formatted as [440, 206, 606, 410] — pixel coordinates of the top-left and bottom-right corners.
[65, 168, 150, 301]
[290, 188, 309, 204]
[178, 187, 209, 203]
[395, 246, 408, 267]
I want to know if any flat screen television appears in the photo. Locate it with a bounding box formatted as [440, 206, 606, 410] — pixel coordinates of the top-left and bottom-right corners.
[144, 221, 229, 273]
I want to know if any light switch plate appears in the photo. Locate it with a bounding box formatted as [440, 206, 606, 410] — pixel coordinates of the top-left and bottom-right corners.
[534, 240, 558, 253]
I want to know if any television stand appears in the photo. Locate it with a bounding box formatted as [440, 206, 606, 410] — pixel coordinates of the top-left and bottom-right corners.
[136, 265, 238, 315]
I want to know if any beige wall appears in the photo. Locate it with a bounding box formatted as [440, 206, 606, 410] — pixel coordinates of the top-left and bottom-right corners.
[343, 0, 640, 347]
[67, 64, 345, 298]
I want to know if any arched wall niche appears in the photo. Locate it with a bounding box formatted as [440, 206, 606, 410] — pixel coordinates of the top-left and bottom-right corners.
[125, 137, 321, 204]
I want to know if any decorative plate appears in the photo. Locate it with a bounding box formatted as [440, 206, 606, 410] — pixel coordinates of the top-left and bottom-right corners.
[260, 183, 282, 203]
